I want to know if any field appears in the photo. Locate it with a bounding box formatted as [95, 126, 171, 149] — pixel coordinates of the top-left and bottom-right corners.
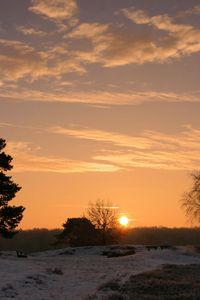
[0, 245, 200, 300]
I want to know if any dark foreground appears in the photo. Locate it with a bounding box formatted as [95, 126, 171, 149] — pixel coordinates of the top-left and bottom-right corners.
[91, 264, 200, 300]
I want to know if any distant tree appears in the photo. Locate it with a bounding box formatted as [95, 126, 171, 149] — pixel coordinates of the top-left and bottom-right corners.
[181, 171, 200, 224]
[57, 217, 100, 247]
[0, 138, 25, 238]
[87, 199, 119, 245]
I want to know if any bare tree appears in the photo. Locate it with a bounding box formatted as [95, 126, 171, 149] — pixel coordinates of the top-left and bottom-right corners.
[181, 171, 200, 223]
[87, 199, 119, 244]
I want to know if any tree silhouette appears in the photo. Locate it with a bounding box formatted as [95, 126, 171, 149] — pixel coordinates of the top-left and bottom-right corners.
[181, 171, 200, 224]
[57, 217, 100, 247]
[87, 199, 119, 245]
[0, 138, 25, 238]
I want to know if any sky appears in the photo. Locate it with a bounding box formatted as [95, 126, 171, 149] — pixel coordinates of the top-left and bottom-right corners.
[1, 0, 200, 229]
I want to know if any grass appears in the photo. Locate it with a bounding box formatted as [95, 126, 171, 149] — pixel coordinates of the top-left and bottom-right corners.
[86, 264, 200, 300]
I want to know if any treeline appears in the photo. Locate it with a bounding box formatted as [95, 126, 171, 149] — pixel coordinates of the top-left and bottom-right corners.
[122, 227, 200, 246]
[1, 227, 200, 253]
[0, 228, 61, 253]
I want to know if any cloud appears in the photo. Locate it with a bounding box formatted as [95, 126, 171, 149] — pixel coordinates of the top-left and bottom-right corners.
[2, 8, 200, 84]
[7, 141, 119, 173]
[193, 5, 200, 14]
[4, 124, 200, 171]
[69, 8, 200, 68]
[68, 22, 111, 63]
[0, 39, 48, 80]
[1, 86, 200, 105]
[50, 126, 155, 149]
[41, 41, 85, 76]
[177, 5, 200, 18]
[95, 126, 200, 171]
[122, 8, 192, 33]
[17, 26, 47, 37]
[69, 22, 155, 66]
[0, 38, 85, 82]
[121, 8, 200, 62]
[49, 125, 200, 171]
[69, 23, 109, 40]
[94, 149, 200, 171]
[29, 0, 79, 24]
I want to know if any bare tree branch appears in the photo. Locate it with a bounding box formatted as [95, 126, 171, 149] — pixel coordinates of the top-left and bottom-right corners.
[181, 171, 200, 224]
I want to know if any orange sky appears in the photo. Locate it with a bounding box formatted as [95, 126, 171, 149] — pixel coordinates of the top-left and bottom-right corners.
[12, 168, 190, 229]
[1, 0, 200, 228]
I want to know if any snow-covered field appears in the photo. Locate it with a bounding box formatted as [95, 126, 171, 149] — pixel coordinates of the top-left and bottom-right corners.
[1, 245, 200, 300]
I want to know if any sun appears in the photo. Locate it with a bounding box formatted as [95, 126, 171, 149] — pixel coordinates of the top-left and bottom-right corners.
[119, 216, 129, 226]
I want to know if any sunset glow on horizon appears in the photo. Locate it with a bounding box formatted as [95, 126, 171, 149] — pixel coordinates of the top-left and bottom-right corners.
[1, 0, 200, 229]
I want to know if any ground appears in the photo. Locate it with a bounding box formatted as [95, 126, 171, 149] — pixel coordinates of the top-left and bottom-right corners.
[0, 245, 200, 299]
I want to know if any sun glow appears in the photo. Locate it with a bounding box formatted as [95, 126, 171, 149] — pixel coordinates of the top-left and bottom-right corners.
[119, 216, 129, 226]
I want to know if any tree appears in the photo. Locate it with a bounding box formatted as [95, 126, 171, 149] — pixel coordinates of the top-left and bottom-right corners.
[87, 199, 119, 245]
[181, 171, 200, 224]
[0, 138, 25, 238]
[57, 217, 100, 247]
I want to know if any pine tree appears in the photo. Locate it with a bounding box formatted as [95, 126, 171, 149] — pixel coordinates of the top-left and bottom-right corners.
[0, 138, 25, 238]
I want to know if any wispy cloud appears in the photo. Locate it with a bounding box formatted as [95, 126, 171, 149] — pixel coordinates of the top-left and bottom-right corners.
[0, 38, 84, 82]
[177, 5, 200, 18]
[0, 39, 47, 80]
[49, 125, 200, 171]
[17, 26, 47, 37]
[1, 4, 200, 105]
[7, 141, 119, 173]
[29, 0, 79, 25]
[94, 149, 200, 171]
[68, 22, 110, 63]
[68, 21, 156, 67]
[1, 86, 200, 105]
[68, 9, 200, 67]
[193, 5, 200, 15]
[50, 126, 154, 149]
[3, 123, 200, 171]
[1, 5, 200, 86]
[120, 8, 200, 63]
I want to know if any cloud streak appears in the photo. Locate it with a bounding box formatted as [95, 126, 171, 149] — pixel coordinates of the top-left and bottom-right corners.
[7, 141, 119, 174]
[3, 123, 200, 172]
[1, 86, 200, 105]
[50, 126, 155, 149]
[49, 125, 200, 171]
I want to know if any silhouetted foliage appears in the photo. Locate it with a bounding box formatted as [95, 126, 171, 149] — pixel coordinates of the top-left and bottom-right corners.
[0, 138, 25, 238]
[57, 217, 100, 247]
[87, 199, 119, 245]
[181, 171, 200, 224]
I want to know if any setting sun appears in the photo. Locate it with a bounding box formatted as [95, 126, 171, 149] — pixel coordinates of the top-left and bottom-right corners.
[119, 216, 129, 226]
